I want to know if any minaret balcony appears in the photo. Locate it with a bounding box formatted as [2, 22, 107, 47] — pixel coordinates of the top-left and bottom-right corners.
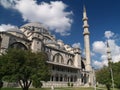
[83, 24, 89, 28]
[107, 51, 111, 53]
[83, 31, 90, 35]
[82, 17, 88, 21]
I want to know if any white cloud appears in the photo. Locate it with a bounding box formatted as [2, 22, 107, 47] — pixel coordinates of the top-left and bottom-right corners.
[72, 42, 81, 48]
[92, 41, 106, 54]
[108, 39, 120, 55]
[101, 55, 108, 66]
[93, 60, 104, 68]
[92, 31, 120, 69]
[112, 55, 120, 62]
[108, 39, 120, 63]
[0, 24, 16, 31]
[104, 31, 114, 39]
[0, 0, 73, 36]
[0, 0, 15, 9]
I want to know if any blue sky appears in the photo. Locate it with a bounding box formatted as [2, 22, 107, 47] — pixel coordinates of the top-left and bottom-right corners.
[0, 0, 120, 69]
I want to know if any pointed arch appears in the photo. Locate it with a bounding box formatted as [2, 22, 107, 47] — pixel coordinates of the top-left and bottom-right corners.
[70, 75, 73, 82]
[67, 59, 73, 65]
[74, 75, 77, 82]
[60, 74, 63, 81]
[81, 60, 85, 70]
[55, 74, 59, 81]
[9, 42, 28, 50]
[64, 75, 67, 82]
[53, 53, 64, 64]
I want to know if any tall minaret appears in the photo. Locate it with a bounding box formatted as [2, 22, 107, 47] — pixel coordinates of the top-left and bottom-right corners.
[106, 41, 114, 88]
[82, 6, 91, 71]
[106, 41, 112, 64]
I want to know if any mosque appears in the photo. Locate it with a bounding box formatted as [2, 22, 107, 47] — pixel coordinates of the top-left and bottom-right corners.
[0, 7, 94, 87]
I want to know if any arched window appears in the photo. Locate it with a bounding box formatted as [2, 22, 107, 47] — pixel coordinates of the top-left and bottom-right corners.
[81, 60, 85, 70]
[9, 42, 28, 50]
[60, 74, 63, 81]
[83, 74, 87, 84]
[67, 59, 73, 65]
[74, 75, 77, 82]
[53, 53, 64, 64]
[70, 75, 73, 82]
[64, 75, 67, 82]
[51, 75, 54, 81]
[55, 74, 59, 81]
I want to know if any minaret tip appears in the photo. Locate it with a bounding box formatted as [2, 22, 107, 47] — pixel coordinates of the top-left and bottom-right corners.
[83, 5, 88, 20]
[83, 5, 86, 12]
[107, 41, 109, 47]
[83, 5, 89, 30]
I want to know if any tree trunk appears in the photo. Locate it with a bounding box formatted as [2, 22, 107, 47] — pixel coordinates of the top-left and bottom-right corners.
[22, 87, 29, 90]
[18, 80, 32, 90]
[106, 84, 111, 90]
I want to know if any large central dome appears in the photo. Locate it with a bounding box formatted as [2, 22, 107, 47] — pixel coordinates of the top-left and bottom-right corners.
[21, 22, 47, 29]
[20, 22, 49, 34]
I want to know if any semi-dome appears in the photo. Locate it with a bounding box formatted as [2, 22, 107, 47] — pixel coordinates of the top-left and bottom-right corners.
[6, 28, 26, 38]
[0, 27, 22, 34]
[6, 27, 23, 34]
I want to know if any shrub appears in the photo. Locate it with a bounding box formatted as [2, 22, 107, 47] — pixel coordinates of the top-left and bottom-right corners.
[71, 83, 73, 87]
[67, 82, 70, 87]
[0, 81, 3, 89]
[32, 80, 43, 88]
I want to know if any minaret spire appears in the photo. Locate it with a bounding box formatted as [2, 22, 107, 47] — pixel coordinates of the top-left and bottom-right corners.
[106, 41, 112, 63]
[83, 6, 89, 35]
[83, 5, 86, 13]
[82, 6, 91, 71]
[83, 5, 87, 19]
[107, 41, 109, 47]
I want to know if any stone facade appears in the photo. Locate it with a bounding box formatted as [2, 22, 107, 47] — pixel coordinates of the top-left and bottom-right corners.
[0, 7, 94, 87]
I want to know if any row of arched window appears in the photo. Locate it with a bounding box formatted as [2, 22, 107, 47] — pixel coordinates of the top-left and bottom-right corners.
[52, 65, 78, 73]
[53, 53, 74, 65]
[51, 74, 77, 82]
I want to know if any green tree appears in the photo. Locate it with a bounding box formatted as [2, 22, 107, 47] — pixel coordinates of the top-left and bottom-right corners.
[112, 62, 120, 88]
[32, 80, 42, 88]
[1, 49, 50, 90]
[96, 67, 111, 90]
[0, 54, 4, 90]
[96, 62, 120, 90]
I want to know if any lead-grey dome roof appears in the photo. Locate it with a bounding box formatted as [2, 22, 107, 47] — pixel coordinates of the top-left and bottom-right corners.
[20, 22, 50, 35]
[5, 27, 27, 38]
[6, 27, 23, 34]
[21, 22, 48, 30]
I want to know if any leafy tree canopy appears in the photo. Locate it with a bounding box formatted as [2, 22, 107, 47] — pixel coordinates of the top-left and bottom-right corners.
[96, 66, 111, 90]
[111, 62, 120, 88]
[96, 62, 120, 90]
[0, 49, 50, 90]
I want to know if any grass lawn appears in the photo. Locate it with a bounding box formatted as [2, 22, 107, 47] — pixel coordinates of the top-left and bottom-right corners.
[1, 87, 120, 90]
